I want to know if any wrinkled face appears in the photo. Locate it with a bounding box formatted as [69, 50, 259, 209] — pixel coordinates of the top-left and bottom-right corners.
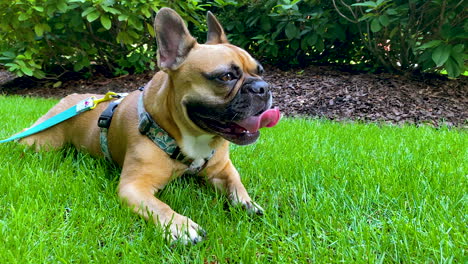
[173, 43, 274, 145]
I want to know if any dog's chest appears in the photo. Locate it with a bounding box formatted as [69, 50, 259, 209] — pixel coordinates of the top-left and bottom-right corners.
[180, 134, 215, 161]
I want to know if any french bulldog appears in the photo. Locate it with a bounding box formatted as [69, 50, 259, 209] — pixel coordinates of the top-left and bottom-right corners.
[20, 7, 280, 244]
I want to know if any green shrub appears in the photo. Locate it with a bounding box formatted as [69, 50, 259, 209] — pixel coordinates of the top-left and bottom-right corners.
[1, 0, 465, 79]
[333, 0, 467, 77]
[0, 0, 207, 78]
[214, 0, 466, 77]
[211, 0, 359, 66]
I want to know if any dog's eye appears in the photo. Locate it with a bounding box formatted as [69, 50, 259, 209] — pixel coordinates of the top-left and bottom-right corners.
[219, 73, 235, 82]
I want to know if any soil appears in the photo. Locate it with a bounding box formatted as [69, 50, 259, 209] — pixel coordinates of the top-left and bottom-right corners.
[1, 66, 467, 128]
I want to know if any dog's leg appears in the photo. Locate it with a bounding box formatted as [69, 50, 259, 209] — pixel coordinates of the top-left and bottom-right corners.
[118, 161, 205, 244]
[207, 160, 264, 215]
[19, 125, 65, 151]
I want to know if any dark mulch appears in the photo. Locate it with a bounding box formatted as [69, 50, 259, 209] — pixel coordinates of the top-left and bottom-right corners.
[1, 66, 467, 127]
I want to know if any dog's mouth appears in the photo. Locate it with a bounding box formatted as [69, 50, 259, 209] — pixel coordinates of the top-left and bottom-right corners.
[188, 108, 280, 145]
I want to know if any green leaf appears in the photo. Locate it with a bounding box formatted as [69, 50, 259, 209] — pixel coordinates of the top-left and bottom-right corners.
[146, 23, 155, 37]
[27, 60, 41, 69]
[34, 24, 44, 37]
[417, 40, 443, 50]
[351, 1, 378, 8]
[118, 14, 128, 21]
[307, 33, 318, 46]
[386, 8, 398, 15]
[18, 13, 30, 21]
[20, 66, 33, 76]
[53, 81, 62, 88]
[100, 15, 111, 30]
[141, 7, 151, 18]
[55, 23, 65, 29]
[444, 57, 460, 78]
[370, 18, 381, 32]
[101, 6, 120, 15]
[358, 13, 375, 22]
[87, 10, 100, 22]
[379, 14, 390, 27]
[73, 62, 85, 72]
[24, 50, 33, 59]
[5, 63, 20, 71]
[57, 1, 68, 12]
[375, 0, 385, 6]
[16, 60, 27, 68]
[33, 70, 45, 79]
[32, 6, 44, 12]
[432, 44, 452, 67]
[127, 30, 139, 39]
[452, 44, 464, 54]
[128, 17, 143, 30]
[117, 31, 130, 44]
[450, 47, 465, 69]
[82, 7, 96, 17]
[2, 51, 16, 59]
[285, 23, 299, 40]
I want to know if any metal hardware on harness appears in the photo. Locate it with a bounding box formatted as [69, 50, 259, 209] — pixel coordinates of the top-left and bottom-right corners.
[137, 90, 214, 174]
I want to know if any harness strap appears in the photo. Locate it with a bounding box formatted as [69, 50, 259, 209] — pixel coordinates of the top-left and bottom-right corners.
[97, 94, 127, 160]
[137, 91, 214, 174]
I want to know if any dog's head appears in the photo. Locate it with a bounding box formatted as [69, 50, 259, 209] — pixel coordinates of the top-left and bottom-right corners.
[154, 8, 280, 145]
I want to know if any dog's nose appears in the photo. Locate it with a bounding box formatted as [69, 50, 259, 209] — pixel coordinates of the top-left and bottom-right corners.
[248, 80, 269, 95]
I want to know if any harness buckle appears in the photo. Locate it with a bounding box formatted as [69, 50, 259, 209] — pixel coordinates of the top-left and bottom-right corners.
[97, 101, 119, 129]
[98, 115, 112, 128]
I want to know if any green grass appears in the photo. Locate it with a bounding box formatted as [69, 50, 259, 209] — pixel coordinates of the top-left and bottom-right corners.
[1, 95, 466, 263]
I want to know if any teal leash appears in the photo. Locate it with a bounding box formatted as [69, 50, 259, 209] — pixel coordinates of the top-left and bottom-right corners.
[0, 92, 124, 144]
[0, 97, 96, 143]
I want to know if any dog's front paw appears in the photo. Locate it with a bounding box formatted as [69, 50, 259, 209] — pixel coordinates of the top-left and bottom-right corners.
[241, 200, 264, 215]
[230, 195, 264, 215]
[164, 214, 206, 245]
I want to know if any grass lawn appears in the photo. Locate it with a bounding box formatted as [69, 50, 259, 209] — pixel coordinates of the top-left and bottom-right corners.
[0, 95, 466, 263]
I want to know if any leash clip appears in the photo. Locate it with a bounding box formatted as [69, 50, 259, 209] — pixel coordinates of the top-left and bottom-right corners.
[92, 92, 128, 109]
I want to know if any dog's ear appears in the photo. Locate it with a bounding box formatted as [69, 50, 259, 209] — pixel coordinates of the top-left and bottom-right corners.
[206, 11, 229, 44]
[154, 8, 196, 70]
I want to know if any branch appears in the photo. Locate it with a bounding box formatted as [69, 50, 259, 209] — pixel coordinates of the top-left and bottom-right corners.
[454, 0, 464, 9]
[340, 0, 358, 20]
[438, 0, 447, 32]
[331, 0, 357, 23]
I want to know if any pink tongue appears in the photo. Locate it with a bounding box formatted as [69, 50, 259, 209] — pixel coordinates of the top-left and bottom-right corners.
[235, 107, 281, 133]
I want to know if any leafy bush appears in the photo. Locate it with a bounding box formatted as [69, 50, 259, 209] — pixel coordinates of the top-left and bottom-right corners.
[333, 0, 467, 77]
[0, 0, 466, 79]
[0, 0, 207, 78]
[211, 0, 359, 66]
[214, 0, 466, 77]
